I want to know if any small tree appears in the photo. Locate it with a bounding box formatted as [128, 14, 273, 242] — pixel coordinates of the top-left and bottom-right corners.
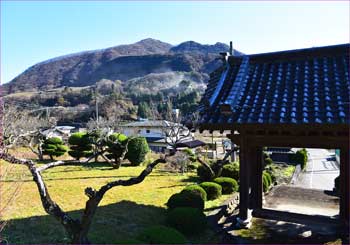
[125, 137, 150, 166]
[42, 137, 68, 160]
[68, 132, 93, 160]
[105, 133, 129, 168]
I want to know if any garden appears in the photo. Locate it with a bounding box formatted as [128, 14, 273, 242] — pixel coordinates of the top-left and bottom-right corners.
[0, 124, 301, 244]
[0, 130, 241, 244]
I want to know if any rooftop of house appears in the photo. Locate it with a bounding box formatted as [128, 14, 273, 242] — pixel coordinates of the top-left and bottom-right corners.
[199, 43, 350, 128]
[122, 120, 180, 128]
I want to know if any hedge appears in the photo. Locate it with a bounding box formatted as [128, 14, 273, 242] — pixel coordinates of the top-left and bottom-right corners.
[137, 225, 187, 244]
[199, 182, 222, 200]
[213, 177, 238, 194]
[166, 207, 207, 235]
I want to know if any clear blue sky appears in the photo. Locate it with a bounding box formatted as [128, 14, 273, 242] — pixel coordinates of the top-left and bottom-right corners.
[1, 1, 349, 84]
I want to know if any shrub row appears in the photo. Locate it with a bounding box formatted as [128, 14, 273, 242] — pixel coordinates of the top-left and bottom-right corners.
[43, 132, 150, 164]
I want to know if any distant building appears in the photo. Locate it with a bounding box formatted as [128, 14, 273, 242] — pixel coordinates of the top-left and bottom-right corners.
[120, 120, 194, 152]
[265, 147, 296, 163]
[42, 126, 75, 140]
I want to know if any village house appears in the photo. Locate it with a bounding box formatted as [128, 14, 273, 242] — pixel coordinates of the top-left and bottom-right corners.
[120, 120, 195, 152]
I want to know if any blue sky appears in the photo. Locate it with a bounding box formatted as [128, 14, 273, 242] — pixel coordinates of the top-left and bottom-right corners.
[1, 1, 349, 84]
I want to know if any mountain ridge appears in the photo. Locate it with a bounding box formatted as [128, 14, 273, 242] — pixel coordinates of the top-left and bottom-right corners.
[3, 38, 242, 94]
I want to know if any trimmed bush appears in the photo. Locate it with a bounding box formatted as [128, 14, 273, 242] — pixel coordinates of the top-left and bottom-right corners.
[42, 137, 67, 160]
[138, 225, 187, 244]
[125, 137, 150, 166]
[108, 133, 128, 143]
[213, 177, 238, 194]
[182, 185, 207, 201]
[199, 182, 222, 200]
[45, 137, 64, 145]
[68, 132, 91, 146]
[221, 162, 239, 181]
[166, 207, 207, 235]
[68, 132, 93, 160]
[197, 165, 214, 181]
[167, 192, 204, 210]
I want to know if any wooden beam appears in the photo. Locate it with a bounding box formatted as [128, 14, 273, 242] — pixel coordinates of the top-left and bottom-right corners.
[339, 144, 350, 228]
[228, 134, 347, 148]
[250, 146, 263, 209]
[238, 137, 250, 220]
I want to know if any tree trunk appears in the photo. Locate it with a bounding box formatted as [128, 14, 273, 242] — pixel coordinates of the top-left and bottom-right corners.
[111, 158, 121, 169]
[71, 232, 90, 244]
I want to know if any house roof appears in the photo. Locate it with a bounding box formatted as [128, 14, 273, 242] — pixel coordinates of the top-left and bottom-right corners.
[122, 120, 178, 127]
[199, 44, 350, 128]
[176, 140, 206, 148]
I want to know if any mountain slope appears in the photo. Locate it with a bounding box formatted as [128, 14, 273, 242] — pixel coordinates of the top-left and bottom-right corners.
[3, 39, 241, 94]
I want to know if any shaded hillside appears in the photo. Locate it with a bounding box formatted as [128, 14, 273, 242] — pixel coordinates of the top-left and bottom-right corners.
[2, 39, 240, 94]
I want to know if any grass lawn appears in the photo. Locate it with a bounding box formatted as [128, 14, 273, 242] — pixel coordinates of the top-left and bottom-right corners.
[0, 155, 231, 244]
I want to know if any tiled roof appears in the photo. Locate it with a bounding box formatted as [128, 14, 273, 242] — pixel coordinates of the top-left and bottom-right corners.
[199, 44, 350, 127]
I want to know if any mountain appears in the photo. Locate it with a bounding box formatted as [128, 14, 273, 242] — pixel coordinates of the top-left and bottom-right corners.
[3, 38, 241, 95]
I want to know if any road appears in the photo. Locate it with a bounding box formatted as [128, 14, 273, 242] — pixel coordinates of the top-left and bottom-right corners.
[292, 148, 339, 191]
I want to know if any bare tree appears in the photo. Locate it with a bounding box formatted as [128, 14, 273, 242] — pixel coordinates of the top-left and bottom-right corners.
[0, 107, 171, 243]
[0, 151, 167, 243]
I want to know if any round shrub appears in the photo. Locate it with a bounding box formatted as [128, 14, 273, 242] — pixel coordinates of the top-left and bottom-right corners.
[197, 165, 214, 181]
[221, 162, 239, 181]
[213, 177, 238, 194]
[182, 185, 207, 201]
[137, 225, 187, 244]
[167, 192, 204, 210]
[125, 137, 150, 166]
[199, 182, 222, 200]
[166, 207, 207, 235]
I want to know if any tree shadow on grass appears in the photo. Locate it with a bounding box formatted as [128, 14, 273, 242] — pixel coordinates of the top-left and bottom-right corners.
[1, 200, 167, 244]
[180, 175, 200, 183]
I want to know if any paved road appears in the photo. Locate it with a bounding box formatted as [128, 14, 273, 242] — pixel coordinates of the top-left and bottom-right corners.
[292, 148, 339, 191]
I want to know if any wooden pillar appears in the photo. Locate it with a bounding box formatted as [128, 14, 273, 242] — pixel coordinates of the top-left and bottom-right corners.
[339, 144, 349, 228]
[250, 146, 263, 210]
[238, 137, 250, 220]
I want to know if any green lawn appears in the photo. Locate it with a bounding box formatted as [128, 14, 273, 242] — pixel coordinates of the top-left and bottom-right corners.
[0, 158, 230, 244]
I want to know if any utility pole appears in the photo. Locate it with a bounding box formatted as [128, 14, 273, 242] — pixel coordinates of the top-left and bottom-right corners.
[95, 87, 99, 122]
[46, 107, 49, 122]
